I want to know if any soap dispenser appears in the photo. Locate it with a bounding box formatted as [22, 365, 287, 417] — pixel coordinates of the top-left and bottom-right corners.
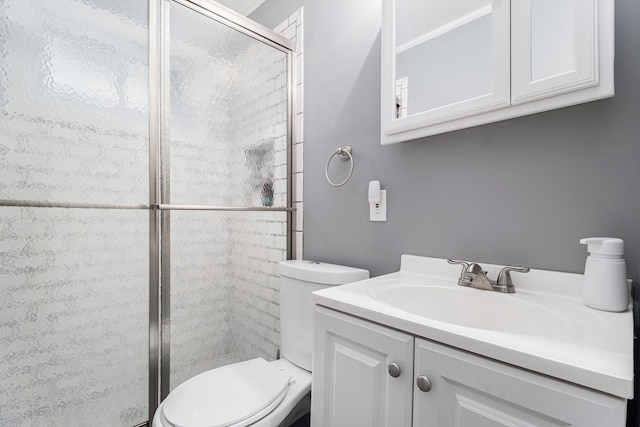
[580, 237, 628, 312]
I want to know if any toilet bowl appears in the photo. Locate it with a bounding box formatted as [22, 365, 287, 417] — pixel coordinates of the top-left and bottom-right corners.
[152, 260, 369, 427]
[152, 358, 310, 427]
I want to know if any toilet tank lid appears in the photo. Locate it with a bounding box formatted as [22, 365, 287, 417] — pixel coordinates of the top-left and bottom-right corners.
[279, 260, 370, 285]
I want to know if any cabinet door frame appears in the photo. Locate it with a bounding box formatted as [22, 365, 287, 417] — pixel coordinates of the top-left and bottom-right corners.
[511, 0, 599, 104]
[311, 307, 414, 427]
[413, 338, 627, 427]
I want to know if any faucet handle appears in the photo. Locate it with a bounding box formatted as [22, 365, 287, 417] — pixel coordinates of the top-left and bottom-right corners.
[497, 266, 530, 287]
[466, 263, 485, 275]
[447, 259, 470, 276]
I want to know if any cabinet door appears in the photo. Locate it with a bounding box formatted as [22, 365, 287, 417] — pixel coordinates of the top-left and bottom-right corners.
[413, 338, 627, 427]
[511, 0, 599, 104]
[382, 0, 511, 136]
[311, 307, 414, 427]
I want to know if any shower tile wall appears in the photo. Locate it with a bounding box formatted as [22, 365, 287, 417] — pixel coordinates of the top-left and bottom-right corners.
[215, 7, 305, 373]
[222, 37, 289, 365]
[168, 211, 230, 386]
[275, 8, 305, 260]
[167, 2, 292, 389]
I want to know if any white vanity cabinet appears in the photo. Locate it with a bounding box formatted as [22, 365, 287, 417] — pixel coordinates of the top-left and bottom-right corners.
[311, 306, 414, 427]
[382, 0, 615, 144]
[413, 338, 627, 427]
[312, 307, 628, 427]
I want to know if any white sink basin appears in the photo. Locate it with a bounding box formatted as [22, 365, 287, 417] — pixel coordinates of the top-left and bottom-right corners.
[312, 255, 634, 399]
[369, 281, 602, 337]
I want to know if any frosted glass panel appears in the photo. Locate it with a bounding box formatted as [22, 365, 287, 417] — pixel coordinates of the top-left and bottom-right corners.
[0, 207, 148, 426]
[166, 1, 288, 207]
[0, 0, 149, 204]
[168, 210, 287, 390]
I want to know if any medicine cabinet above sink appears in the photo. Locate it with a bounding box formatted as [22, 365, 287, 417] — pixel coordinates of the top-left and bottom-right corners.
[381, 0, 615, 144]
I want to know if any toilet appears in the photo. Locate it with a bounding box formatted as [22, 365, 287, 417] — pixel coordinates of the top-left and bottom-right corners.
[152, 260, 369, 427]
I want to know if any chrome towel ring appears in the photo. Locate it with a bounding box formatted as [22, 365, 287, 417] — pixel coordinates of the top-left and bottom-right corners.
[325, 145, 354, 187]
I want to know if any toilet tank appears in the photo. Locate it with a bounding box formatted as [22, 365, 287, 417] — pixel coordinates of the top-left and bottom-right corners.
[279, 260, 369, 371]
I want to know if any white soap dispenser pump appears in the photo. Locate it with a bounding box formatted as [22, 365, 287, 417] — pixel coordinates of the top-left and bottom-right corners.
[580, 237, 628, 312]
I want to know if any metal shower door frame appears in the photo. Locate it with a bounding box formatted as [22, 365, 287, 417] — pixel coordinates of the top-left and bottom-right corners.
[148, 0, 296, 421]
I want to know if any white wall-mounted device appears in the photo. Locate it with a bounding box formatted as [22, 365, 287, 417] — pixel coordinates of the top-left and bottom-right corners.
[368, 180, 387, 222]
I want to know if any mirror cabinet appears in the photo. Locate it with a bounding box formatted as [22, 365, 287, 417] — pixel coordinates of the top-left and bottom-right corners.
[381, 0, 614, 144]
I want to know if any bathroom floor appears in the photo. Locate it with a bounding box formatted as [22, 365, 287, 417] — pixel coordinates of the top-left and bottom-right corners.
[290, 414, 310, 427]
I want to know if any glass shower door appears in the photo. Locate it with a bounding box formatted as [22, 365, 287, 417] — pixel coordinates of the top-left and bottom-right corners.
[160, 0, 292, 394]
[0, 0, 294, 423]
[0, 0, 150, 425]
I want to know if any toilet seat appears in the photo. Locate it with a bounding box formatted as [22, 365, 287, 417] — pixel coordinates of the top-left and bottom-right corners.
[161, 358, 292, 427]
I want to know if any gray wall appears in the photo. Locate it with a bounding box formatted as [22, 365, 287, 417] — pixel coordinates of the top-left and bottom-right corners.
[251, 0, 640, 283]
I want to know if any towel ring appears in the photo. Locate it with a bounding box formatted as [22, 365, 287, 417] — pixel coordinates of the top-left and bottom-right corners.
[325, 145, 354, 187]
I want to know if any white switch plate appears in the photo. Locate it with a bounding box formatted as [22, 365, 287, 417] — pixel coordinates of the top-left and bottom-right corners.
[370, 190, 387, 221]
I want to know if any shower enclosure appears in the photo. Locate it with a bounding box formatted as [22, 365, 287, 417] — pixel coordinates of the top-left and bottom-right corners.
[0, 0, 295, 425]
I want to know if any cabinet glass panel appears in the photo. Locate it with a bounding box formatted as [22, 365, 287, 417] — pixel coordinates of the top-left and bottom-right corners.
[166, 210, 287, 390]
[165, 2, 289, 208]
[395, 0, 495, 116]
[531, 0, 576, 81]
[510, 0, 598, 104]
[0, 0, 149, 205]
[0, 207, 149, 426]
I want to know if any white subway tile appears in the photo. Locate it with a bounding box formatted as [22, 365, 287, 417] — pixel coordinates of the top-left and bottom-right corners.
[295, 113, 304, 143]
[296, 54, 303, 85]
[294, 172, 303, 202]
[296, 24, 303, 53]
[289, 9, 300, 26]
[294, 202, 303, 232]
[295, 231, 303, 260]
[282, 24, 296, 40]
[275, 148, 287, 167]
[274, 161, 286, 175]
[296, 83, 303, 114]
[272, 193, 285, 206]
[294, 142, 303, 173]
[274, 235, 287, 249]
[275, 121, 287, 137]
[273, 20, 287, 34]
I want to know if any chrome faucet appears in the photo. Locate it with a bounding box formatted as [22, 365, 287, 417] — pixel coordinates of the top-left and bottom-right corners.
[447, 259, 530, 293]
